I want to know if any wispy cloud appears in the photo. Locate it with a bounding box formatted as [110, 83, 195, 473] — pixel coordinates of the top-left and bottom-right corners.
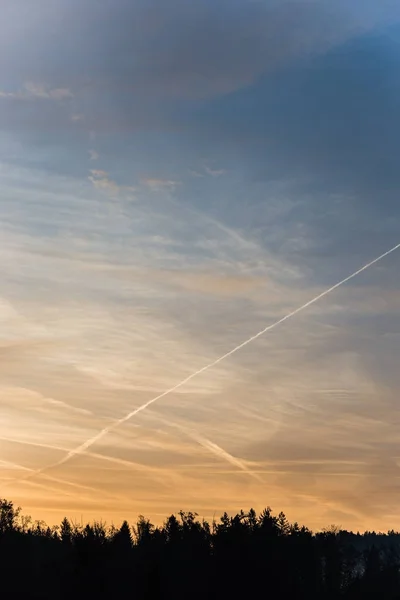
[141, 178, 181, 192]
[88, 149, 99, 161]
[24, 82, 73, 100]
[1, 0, 400, 531]
[88, 169, 135, 197]
[189, 165, 226, 178]
[88, 169, 120, 195]
[1, 386, 93, 418]
[0, 82, 73, 101]
[204, 165, 226, 178]
[71, 113, 85, 122]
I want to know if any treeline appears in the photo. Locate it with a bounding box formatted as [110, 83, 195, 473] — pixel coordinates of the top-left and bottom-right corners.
[1, 498, 400, 599]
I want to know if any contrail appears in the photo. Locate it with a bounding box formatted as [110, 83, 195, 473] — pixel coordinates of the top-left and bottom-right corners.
[151, 413, 262, 482]
[0, 435, 154, 472]
[32, 242, 400, 476]
[0, 459, 98, 500]
[186, 430, 264, 483]
[1, 454, 130, 502]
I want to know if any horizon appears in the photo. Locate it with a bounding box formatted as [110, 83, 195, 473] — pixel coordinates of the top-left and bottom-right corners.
[1, 0, 400, 532]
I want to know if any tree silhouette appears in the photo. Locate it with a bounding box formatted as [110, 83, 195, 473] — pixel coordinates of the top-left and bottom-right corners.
[1, 496, 400, 598]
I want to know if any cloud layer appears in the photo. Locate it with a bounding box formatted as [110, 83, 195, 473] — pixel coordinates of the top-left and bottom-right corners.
[0, 0, 400, 531]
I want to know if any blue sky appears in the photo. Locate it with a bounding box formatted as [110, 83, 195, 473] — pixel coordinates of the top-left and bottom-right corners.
[1, 0, 400, 530]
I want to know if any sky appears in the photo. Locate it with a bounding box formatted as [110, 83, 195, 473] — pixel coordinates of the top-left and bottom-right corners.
[1, 0, 400, 532]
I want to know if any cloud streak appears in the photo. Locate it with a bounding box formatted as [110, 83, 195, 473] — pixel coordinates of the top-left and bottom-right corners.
[29, 241, 400, 478]
[1, 0, 400, 530]
[0, 82, 72, 101]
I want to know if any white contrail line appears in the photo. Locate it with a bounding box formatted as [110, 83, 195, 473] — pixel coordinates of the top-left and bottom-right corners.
[31, 242, 400, 477]
[151, 413, 262, 482]
[187, 430, 264, 483]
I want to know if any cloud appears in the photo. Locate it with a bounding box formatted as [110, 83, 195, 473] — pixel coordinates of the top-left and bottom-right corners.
[141, 178, 180, 192]
[1, 2, 400, 530]
[0, 91, 16, 99]
[88, 169, 120, 195]
[1, 457, 107, 498]
[1, 386, 92, 418]
[24, 82, 73, 100]
[89, 169, 107, 178]
[71, 113, 84, 122]
[192, 27, 400, 228]
[147, 269, 264, 297]
[0, 82, 73, 101]
[88, 149, 99, 160]
[204, 165, 226, 178]
[189, 165, 226, 178]
[188, 170, 205, 178]
[0, 81, 76, 142]
[46, 168, 400, 510]
[2, 0, 398, 113]
[88, 168, 136, 197]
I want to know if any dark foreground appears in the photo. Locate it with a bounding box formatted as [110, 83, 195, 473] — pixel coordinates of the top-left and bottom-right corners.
[0, 498, 400, 599]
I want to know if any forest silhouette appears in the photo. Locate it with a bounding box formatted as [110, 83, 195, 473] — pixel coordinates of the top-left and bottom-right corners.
[1, 497, 400, 599]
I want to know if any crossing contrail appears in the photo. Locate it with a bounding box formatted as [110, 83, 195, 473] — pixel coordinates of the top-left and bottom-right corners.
[186, 429, 264, 483]
[151, 414, 263, 482]
[32, 241, 400, 477]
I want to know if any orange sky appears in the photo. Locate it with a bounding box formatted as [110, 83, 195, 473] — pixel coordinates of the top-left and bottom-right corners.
[1, 0, 400, 533]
